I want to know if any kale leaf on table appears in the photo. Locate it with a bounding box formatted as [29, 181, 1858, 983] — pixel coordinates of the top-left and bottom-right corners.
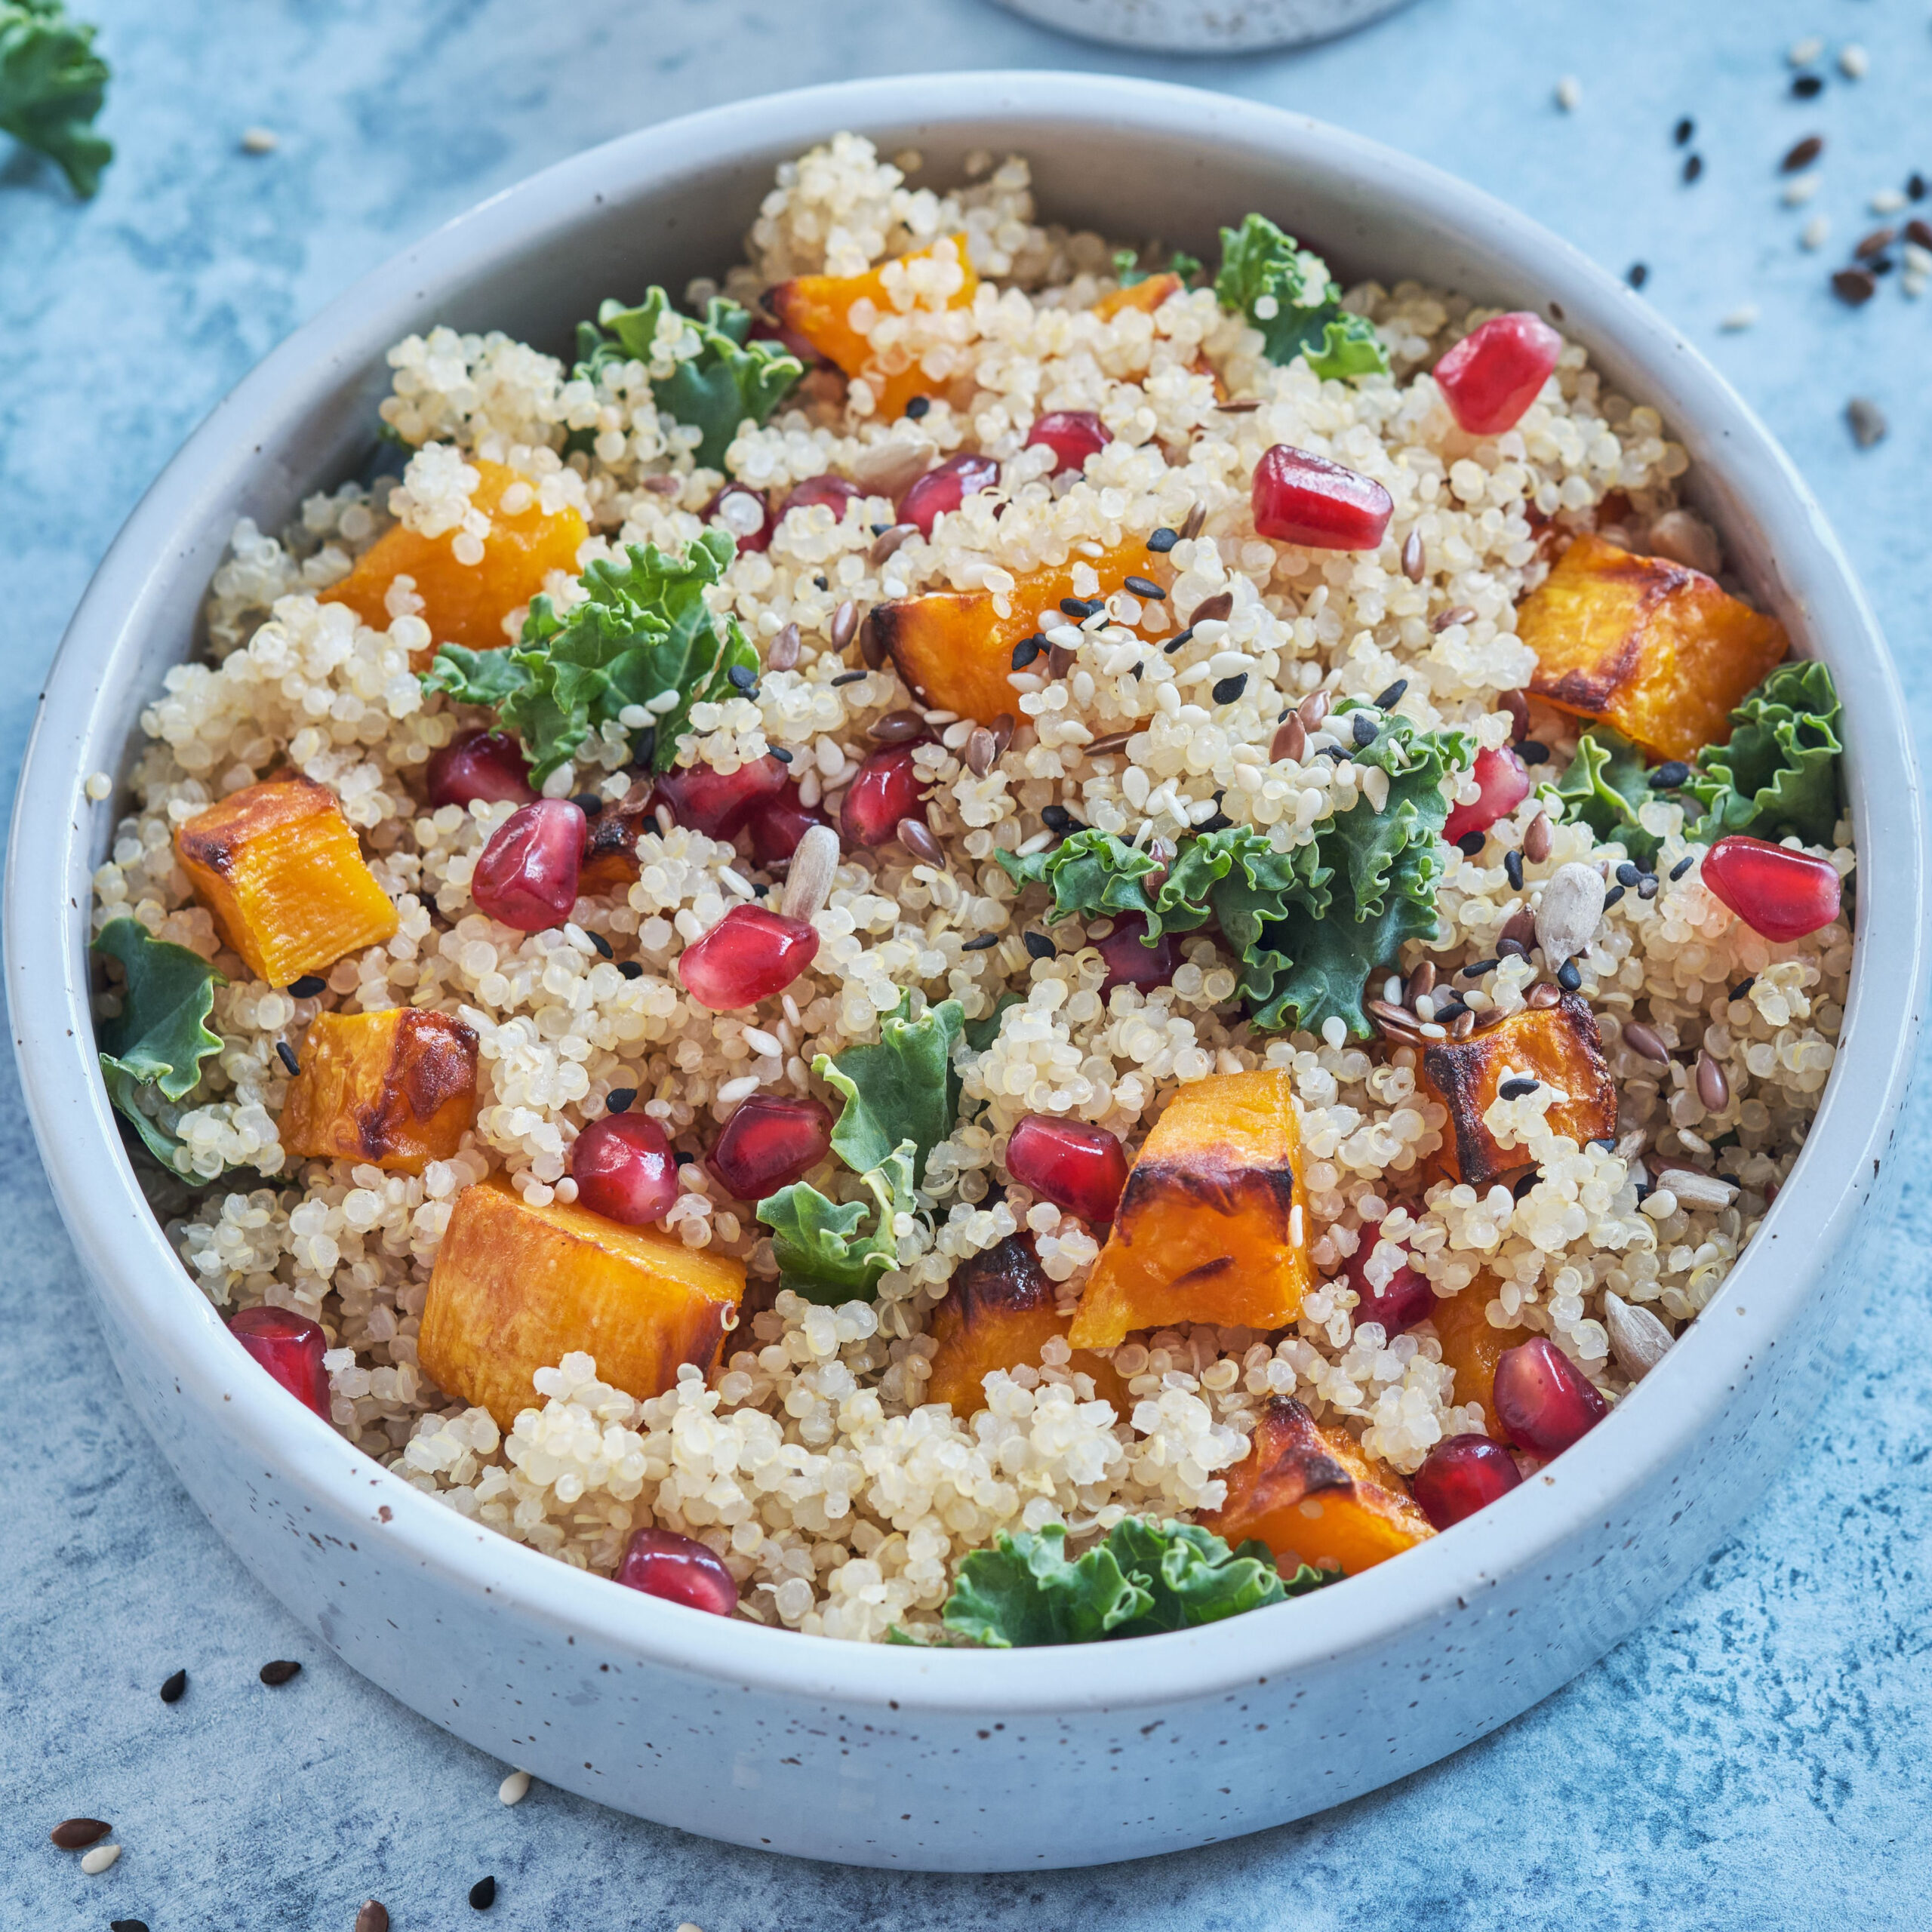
[1214, 213, 1389, 382]
[0, 0, 112, 198]
[91, 918, 224, 1169]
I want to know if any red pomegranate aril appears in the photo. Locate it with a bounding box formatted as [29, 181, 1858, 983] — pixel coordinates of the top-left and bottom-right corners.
[678, 903, 820, 1011]
[1699, 835, 1842, 943]
[1492, 1336, 1608, 1457]
[614, 1526, 739, 1617]
[654, 754, 789, 839]
[1251, 445, 1394, 551]
[710, 1094, 833, 1198]
[1096, 912, 1178, 995]
[1411, 1432, 1524, 1529]
[779, 473, 863, 523]
[897, 452, 1000, 537]
[746, 781, 832, 868]
[472, 798, 586, 931]
[1026, 409, 1113, 475]
[840, 742, 928, 848]
[1006, 1114, 1131, 1224]
[426, 729, 537, 809]
[703, 483, 775, 554]
[571, 1113, 679, 1225]
[230, 1306, 331, 1420]
[1343, 1224, 1434, 1334]
[1434, 311, 1564, 436]
[1442, 744, 1533, 845]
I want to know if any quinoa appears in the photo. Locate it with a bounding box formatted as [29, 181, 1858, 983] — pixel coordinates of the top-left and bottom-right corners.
[88, 135, 1853, 1644]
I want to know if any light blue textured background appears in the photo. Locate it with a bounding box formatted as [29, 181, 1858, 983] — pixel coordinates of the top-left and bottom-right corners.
[5, 2, 1930, 1925]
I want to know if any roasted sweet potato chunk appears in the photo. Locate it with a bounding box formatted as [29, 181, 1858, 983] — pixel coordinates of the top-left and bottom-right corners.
[924, 1232, 1128, 1417]
[873, 540, 1169, 725]
[1518, 534, 1788, 763]
[279, 1008, 478, 1174]
[321, 457, 588, 660]
[1068, 1069, 1314, 1349]
[1422, 991, 1615, 1186]
[577, 793, 654, 895]
[1090, 272, 1183, 322]
[1201, 1396, 1435, 1577]
[418, 1177, 745, 1426]
[175, 776, 399, 986]
[1427, 1278, 1530, 1438]
[768, 237, 978, 420]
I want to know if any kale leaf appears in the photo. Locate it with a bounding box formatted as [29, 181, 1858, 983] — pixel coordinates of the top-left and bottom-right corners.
[758, 1142, 915, 1306]
[423, 528, 755, 783]
[92, 918, 224, 1168]
[995, 828, 1168, 924]
[962, 993, 1023, 1055]
[574, 290, 803, 470]
[1111, 245, 1204, 290]
[1214, 214, 1389, 382]
[813, 990, 963, 1186]
[1547, 724, 1661, 865]
[0, 0, 111, 198]
[1681, 659, 1843, 848]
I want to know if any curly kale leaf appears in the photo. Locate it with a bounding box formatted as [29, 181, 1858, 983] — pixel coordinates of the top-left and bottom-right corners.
[1111, 245, 1204, 289]
[1681, 659, 1843, 848]
[813, 991, 963, 1186]
[574, 289, 803, 470]
[1546, 724, 1661, 865]
[995, 829, 1168, 924]
[423, 529, 754, 782]
[1214, 214, 1389, 381]
[758, 1143, 915, 1306]
[91, 918, 224, 1168]
[0, 0, 112, 198]
[962, 993, 1023, 1055]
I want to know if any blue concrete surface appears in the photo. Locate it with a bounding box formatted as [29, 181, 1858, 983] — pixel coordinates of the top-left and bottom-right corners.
[5, 2, 1930, 1924]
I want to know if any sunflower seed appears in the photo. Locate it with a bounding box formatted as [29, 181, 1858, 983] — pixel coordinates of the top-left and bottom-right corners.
[1604, 1291, 1672, 1380]
[498, 1770, 531, 1806]
[81, 1844, 122, 1875]
[1535, 860, 1606, 964]
[780, 824, 840, 920]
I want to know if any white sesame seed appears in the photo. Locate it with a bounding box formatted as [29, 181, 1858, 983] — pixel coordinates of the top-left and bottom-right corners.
[742, 1026, 783, 1057]
[718, 867, 755, 898]
[1718, 304, 1759, 331]
[1838, 42, 1868, 78]
[617, 703, 651, 728]
[646, 688, 683, 714]
[1903, 242, 1932, 275]
[1871, 188, 1908, 214]
[240, 125, 279, 153]
[1555, 75, 1581, 111]
[1014, 829, 1056, 857]
[498, 1769, 532, 1805]
[1801, 213, 1832, 249]
[1787, 35, 1823, 66]
[1782, 173, 1821, 206]
[81, 1844, 122, 1875]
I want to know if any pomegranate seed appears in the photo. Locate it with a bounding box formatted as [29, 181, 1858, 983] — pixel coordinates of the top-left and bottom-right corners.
[1343, 1223, 1434, 1334]
[1095, 912, 1178, 995]
[426, 729, 537, 809]
[1434, 312, 1564, 436]
[710, 1094, 832, 1198]
[1251, 445, 1394, 551]
[778, 473, 863, 523]
[840, 742, 928, 848]
[897, 452, 1000, 537]
[1411, 1432, 1523, 1529]
[1699, 835, 1842, 943]
[230, 1306, 331, 1420]
[747, 314, 823, 365]
[472, 799, 586, 931]
[1442, 744, 1533, 845]
[746, 781, 833, 868]
[654, 754, 789, 839]
[1025, 410, 1113, 475]
[678, 903, 819, 1011]
[614, 1526, 739, 1617]
[1005, 1114, 1130, 1224]
[703, 483, 775, 554]
[571, 1113, 680, 1225]
[1493, 1336, 1608, 1457]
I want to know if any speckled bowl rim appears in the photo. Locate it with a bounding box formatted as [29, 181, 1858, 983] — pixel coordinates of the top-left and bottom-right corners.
[8, 72, 1924, 1720]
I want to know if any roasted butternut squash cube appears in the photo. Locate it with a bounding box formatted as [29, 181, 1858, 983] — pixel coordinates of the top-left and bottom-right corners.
[175, 777, 399, 986]
[577, 794, 653, 895]
[1421, 991, 1615, 1186]
[1068, 1069, 1314, 1349]
[279, 1008, 478, 1174]
[1519, 534, 1788, 763]
[925, 1232, 1128, 1417]
[1090, 272, 1183, 322]
[873, 540, 1169, 725]
[1426, 1278, 1528, 1438]
[768, 237, 978, 419]
[1201, 1396, 1434, 1577]
[321, 457, 588, 661]
[418, 1177, 745, 1427]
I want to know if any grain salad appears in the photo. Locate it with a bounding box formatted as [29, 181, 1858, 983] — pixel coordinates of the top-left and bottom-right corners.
[87, 134, 1854, 1647]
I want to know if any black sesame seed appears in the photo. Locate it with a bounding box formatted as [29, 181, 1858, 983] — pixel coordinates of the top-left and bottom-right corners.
[728, 664, 758, 693]
[831, 670, 866, 687]
[1131, 662, 1144, 681]
[1146, 528, 1180, 553]
[1518, 740, 1549, 765]
[1497, 936, 1531, 960]
[1351, 712, 1378, 747]
[632, 724, 657, 767]
[673, 1151, 694, 1165]
[1603, 884, 1626, 908]
[1123, 575, 1167, 599]
[1556, 960, 1583, 992]
[1039, 804, 1077, 832]
[902, 395, 934, 420]
[1499, 1076, 1540, 1100]
[751, 881, 769, 897]
[771, 746, 793, 764]
[469, 1875, 497, 1911]
[617, 960, 645, 980]
[259, 1660, 301, 1686]
[1649, 761, 1690, 789]
[1505, 850, 1524, 891]
[1195, 811, 1234, 834]
[1616, 862, 1643, 888]
[1674, 116, 1694, 146]
[1638, 874, 1660, 900]
[1627, 262, 1649, 289]
[1457, 831, 1487, 857]
[1458, 958, 1500, 979]
[1059, 597, 1099, 618]
[1512, 1170, 1543, 1200]
[1212, 673, 1249, 705]
[813, 574, 829, 590]
[1319, 746, 1350, 764]
[1011, 635, 1044, 669]
[1373, 678, 1408, 710]
[159, 1668, 187, 1703]
[276, 1041, 300, 1076]
[1590, 1136, 1618, 1152]
[110, 1921, 151, 1932]
[571, 793, 602, 816]
[588, 931, 614, 959]
[1912, 174, 1929, 202]
[961, 933, 999, 952]
[871, 522, 891, 537]
[1870, 255, 1896, 276]
[1682, 154, 1703, 184]
[1023, 931, 1057, 961]
[286, 975, 326, 998]
[1729, 975, 1757, 1001]
[606, 1088, 636, 1113]
[1791, 72, 1823, 100]
[1162, 626, 1195, 656]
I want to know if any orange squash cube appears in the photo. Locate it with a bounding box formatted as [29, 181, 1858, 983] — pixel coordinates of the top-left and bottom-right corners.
[577, 794, 654, 896]
[1068, 1069, 1315, 1349]
[279, 1008, 478, 1174]
[418, 1177, 745, 1427]
[872, 540, 1170, 725]
[1421, 991, 1615, 1186]
[924, 1232, 1128, 1417]
[1201, 1396, 1435, 1577]
[768, 237, 978, 420]
[1519, 534, 1788, 763]
[321, 457, 588, 661]
[175, 777, 398, 986]
[1426, 1278, 1529, 1438]
[1090, 272, 1183, 322]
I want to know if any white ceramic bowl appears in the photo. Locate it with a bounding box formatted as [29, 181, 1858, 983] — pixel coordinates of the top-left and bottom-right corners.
[8, 75, 1924, 1873]
[992, 0, 1416, 52]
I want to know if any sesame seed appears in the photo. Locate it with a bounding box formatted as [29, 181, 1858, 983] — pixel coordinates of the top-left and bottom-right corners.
[1838, 42, 1868, 79]
[1671, 854, 1697, 880]
[1211, 673, 1249, 704]
[1603, 884, 1626, 908]
[1682, 154, 1703, 185]
[1782, 135, 1825, 173]
[1729, 976, 1757, 1001]
[276, 1041, 300, 1075]
[829, 669, 866, 687]
[606, 1088, 636, 1112]
[1162, 626, 1195, 655]
[571, 792, 603, 814]
[1498, 1077, 1540, 1100]
[499, 1770, 532, 1805]
[160, 1668, 187, 1703]
[1122, 575, 1166, 598]
[1372, 678, 1408, 709]
[1790, 73, 1823, 100]
[1627, 262, 1649, 288]
[903, 395, 931, 419]
[728, 664, 758, 692]
[1649, 761, 1690, 789]
[1719, 304, 1759, 331]
[287, 974, 326, 997]
[1801, 214, 1831, 250]
[1674, 116, 1694, 146]
[1349, 711, 1377, 746]
[470, 1875, 497, 1910]
[961, 932, 999, 951]
[1639, 874, 1660, 900]
[1456, 831, 1486, 857]
[1616, 863, 1642, 888]
[1556, 960, 1583, 992]
[1518, 740, 1549, 765]
[1555, 75, 1581, 111]
[81, 1844, 122, 1875]
[1783, 174, 1821, 207]
[1505, 850, 1524, 891]
[1458, 959, 1499, 979]
[617, 959, 645, 980]
[1146, 528, 1179, 552]
[1846, 397, 1887, 448]
[1022, 931, 1056, 960]
[587, 931, 614, 958]
[1788, 35, 1823, 66]
[771, 746, 792, 764]
[240, 125, 279, 153]
[1011, 635, 1043, 669]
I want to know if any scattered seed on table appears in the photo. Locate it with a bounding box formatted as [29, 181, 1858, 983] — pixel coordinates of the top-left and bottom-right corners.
[1788, 35, 1823, 66]
[276, 1041, 300, 1076]
[498, 1769, 532, 1806]
[1838, 43, 1868, 79]
[110, 1920, 150, 1932]
[51, 1819, 112, 1850]
[1782, 173, 1820, 207]
[1912, 178, 1929, 205]
[81, 1844, 122, 1875]
[1801, 214, 1831, 250]
[470, 1875, 497, 1910]
[260, 1659, 302, 1686]
[240, 125, 279, 153]
[1627, 262, 1649, 288]
[356, 1904, 392, 1932]
[159, 1668, 187, 1703]
[1674, 116, 1694, 146]
[1846, 398, 1887, 448]
[1719, 305, 1758, 331]
[1555, 75, 1581, 111]
[1790, 72, 1823, 99]
[1682, 154, 1703, 184]
[1782, 134, 1824, 173]
[1856, 226, 1897, 260]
